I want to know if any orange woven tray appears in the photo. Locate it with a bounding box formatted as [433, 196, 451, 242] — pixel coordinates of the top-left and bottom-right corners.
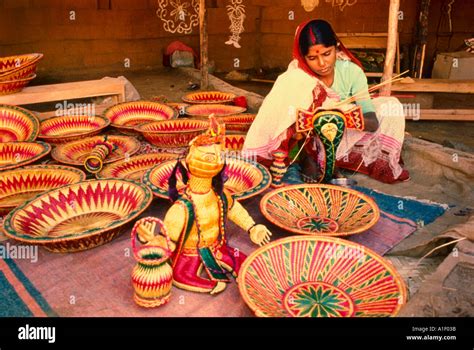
[39, 115, 110, 144]
[0, 104, 39, 141]
[3, 179, 153, 253]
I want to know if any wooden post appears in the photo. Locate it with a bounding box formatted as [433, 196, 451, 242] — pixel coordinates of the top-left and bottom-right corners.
[380, 0, 400, 96]
[199, 0, 209, 90]
[415, 0, 431, 78]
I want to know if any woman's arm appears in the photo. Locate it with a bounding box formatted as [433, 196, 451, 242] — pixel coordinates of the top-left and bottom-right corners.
[347, 62, 379, 132]
[363, 111, 379, 132]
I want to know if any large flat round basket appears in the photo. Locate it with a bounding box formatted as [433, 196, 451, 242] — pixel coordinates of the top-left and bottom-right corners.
[185, 104, 246, 118]
[0, 104, 39, 141]
[260, 184, 379, 237]
[51, 135, 140, 166]
[182, 91, 236, 104]
[0, 141, 51, 171]
[96, 152, 179, 180]
[238, 236, 407, 317]
[3, 179, 153, 253]
[39, 115, 110, 144]
[104, 101, 177, 134]
[0, 165, 86, 215]
[143, 157, 271, 201]
[135, 119, 208, 148]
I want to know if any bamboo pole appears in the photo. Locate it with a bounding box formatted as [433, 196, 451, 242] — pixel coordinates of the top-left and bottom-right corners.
[380, 0, 400, 96]
[199, 0, 209, 90]
[414, 0, 431, 78]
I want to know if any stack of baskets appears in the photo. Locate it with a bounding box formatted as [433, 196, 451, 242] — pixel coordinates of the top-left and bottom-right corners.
[0, 53, 43, 95]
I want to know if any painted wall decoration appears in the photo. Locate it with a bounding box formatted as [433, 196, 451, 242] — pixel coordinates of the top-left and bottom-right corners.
[326, 0, 358, 12]
[156, 0, 200, 34]
[225, 0, 246, 49]
[301, 0, 320, 12]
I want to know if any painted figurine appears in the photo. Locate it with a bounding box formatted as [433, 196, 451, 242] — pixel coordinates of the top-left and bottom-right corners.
[138, 117, 271, 294]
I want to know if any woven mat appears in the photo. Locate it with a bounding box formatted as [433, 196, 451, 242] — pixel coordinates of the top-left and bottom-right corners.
[0, 257, 55, 317]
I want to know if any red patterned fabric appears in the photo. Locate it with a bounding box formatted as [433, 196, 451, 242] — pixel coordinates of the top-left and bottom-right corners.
[336, 148, 409, 184]
[172, 244, 246, 292]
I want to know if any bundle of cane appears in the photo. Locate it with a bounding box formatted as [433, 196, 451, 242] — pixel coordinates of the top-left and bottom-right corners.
[84, 136, 116, 174]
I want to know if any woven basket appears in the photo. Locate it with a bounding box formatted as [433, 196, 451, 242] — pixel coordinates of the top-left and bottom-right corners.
[96, 152, 179, 181]
[0, 104, 39, 141]
[0, 165, 86, 216]
[0, 74, 38, 95]
[0, 141, 51, 171]
[104, 101, 177, 135]
[51, 135, 140, 167]
[135, 119, 208, 148]
[143, 157, 271, 201]
[0, 53, 43, 81]
[260, 184, 380, 237]
[218, 114, 256, 132]
[39, 115, 110, 144]
[238, 236, 407, 317]
[182, 91, 236, 104]
[3, 179, 152, 253]
[224, 133, 246, 151]
[184, 104, 246, 118]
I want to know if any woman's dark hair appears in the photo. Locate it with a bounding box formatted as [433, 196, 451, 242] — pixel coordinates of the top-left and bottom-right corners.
[299, 19, 338, 56]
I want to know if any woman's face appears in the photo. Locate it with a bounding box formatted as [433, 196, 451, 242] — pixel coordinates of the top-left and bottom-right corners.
[304, 44, 337, 77]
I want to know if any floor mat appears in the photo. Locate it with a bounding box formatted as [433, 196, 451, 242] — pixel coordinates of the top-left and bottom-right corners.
[0, 258, 56, 317]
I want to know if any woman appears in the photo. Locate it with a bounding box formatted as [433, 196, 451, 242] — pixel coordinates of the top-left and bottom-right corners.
[243, 19, 409, 183]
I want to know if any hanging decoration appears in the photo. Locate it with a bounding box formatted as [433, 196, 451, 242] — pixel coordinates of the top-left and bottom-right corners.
[325, 0, 358, 12]
[156, 0, 199, 34]
[301, 0, 320, 12]
[225, 0, 246, 49]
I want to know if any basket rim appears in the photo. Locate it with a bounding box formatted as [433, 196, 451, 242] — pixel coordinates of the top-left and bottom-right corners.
[259, 183, 380, 237]
[0, 164, 87, 210]
[217, 113, 256, 121]
[134, 118, 209, 134]
[0, 104, 40, 141]
[237, 235, 408, 317]
[182, 90, 237, 104]
[0, 141, 51, 171]
[3, 178, 153, 245]
[51, 135, 141, 166]
[38, 115, 111, 140]
[142, 157, 271, 200]
[0, 53, 43, 77]
[0, 73, 37, 84]
[95, 152, 179, 179]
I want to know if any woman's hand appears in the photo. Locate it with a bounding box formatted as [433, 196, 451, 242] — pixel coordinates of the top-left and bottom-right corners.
[363, 112, 379, 132]
[249, 224, 272, 246]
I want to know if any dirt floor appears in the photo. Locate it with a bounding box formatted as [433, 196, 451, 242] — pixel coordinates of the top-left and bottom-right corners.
[23, 67, 474, 316]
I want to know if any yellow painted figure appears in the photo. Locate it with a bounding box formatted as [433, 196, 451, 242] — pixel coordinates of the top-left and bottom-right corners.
[138, 117, 271, 294]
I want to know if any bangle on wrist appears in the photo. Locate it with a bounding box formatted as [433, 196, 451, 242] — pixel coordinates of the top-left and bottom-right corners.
[247, 223, 257, 234]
